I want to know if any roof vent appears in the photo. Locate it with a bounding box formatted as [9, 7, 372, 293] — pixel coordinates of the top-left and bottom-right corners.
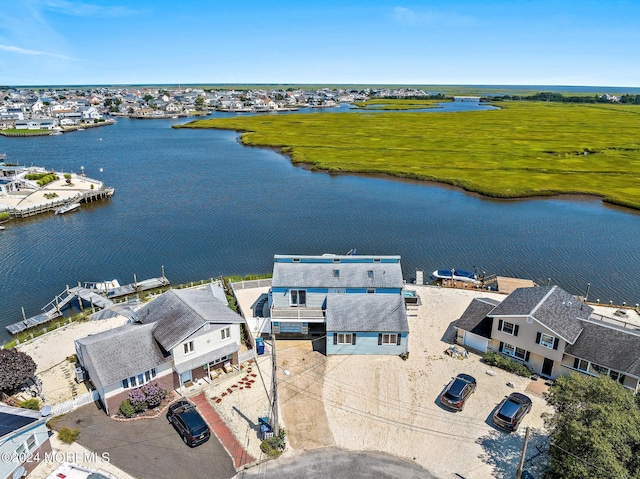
[564, 301, 572, 308]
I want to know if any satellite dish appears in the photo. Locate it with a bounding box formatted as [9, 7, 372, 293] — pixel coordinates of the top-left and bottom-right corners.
[40, 405, 52, 417]
[13, 466, 26, 479]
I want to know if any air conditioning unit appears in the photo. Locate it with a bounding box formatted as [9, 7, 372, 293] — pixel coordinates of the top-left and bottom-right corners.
[75, 367, 86, 383]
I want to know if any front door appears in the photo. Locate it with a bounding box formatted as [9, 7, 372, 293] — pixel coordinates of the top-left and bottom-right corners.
[541, 358, 554, 378]
[181, 370, 192, 385]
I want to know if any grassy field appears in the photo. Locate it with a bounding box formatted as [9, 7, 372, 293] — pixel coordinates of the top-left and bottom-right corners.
[351, 99, 444, 110]
[178, 101, 640, 210]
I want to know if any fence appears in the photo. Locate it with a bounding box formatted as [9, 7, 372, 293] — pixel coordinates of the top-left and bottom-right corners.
[50, 389, 100, 417]
[230, 279, 272, 291]
[238, 349, 257, 365]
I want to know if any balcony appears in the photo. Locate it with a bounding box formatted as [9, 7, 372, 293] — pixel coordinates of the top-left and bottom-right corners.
[270, 307, 325, 322]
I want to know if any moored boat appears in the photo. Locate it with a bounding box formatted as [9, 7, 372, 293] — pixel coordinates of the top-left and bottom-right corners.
[54, 202, 81, 215]
[432, 268, 480, 283]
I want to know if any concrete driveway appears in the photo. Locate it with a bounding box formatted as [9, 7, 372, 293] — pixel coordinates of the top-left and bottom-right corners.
[55, 401, 237, 479]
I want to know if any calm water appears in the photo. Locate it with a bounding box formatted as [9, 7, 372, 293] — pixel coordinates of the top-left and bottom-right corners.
[1, 110, 639, 341]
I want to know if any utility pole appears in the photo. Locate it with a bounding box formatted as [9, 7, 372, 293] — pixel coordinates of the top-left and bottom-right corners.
[271, 334, 279, 436]
[515, 426, 531, 479]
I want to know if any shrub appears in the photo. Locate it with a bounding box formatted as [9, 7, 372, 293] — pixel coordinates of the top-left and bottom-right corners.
[260, 428, 287, 458]
[58, 427, 80, 444]
[119, 399, 135, 418]
[0, 211, 9, 221]
[64, 173, 72, 179]
[19, 398, 41, 410]
[483, 350, 532, 377]
[141, 382, 166, 408]
[128, 388, 148, 412]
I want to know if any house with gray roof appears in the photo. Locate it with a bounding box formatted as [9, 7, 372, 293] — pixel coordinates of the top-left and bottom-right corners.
[75, 284, 246, 415]
[0, 404, 51, 479]
[455, 285, 640, 393]
[269, 254, 409, 356]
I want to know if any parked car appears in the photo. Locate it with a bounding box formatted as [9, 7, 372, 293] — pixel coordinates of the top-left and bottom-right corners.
[440, 373, 477, 411]
[493, 392, 532, 431]
[166, 400, 210, 447]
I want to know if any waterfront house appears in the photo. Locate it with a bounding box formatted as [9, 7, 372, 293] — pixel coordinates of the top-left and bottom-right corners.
[15, 119, 58, 130]
[269, 254, 409, 356]
[0, 404, 52, 479]
[455, 285, 640, 393]
[75, 284, 246, 415]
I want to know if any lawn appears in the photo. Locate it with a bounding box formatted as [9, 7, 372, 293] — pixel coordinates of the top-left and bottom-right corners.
[177, 101, 640, 210]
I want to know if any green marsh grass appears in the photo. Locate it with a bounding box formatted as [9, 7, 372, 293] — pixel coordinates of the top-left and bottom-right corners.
[179, 101, 640, 210]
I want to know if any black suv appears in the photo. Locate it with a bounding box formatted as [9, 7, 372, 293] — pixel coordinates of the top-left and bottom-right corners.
[166, 400, 210, 447]
[440, 373, 477, 411]
[493, 392, 532, 431]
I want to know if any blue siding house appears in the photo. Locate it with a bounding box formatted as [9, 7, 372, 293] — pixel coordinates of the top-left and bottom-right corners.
[269, 254, 409, 356]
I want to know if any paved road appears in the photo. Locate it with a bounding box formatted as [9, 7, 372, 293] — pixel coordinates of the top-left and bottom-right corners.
[56, 401, 237, 479]
[233, 447, 440, 479]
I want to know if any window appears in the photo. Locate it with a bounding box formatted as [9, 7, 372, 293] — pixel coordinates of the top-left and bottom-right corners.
[498, 320, 517, 336]
[590, 363, 610, 376]
[27, 434, 37, 451]
[221, 327, 231, 341]
[183, 341, 194, 354]
[16, 444, 25, 455]
[336, 333, 352, 344]
[333, 269, 340, 277]
[122, 368, 157, 389]
[539, 333, 555, 348]
[204, 354, 231, 369]
[381, 333, 398, 345]
[501, 342, 527, 360]
[367, 270, 374, 278]
[366, 288, 375, 294]
[575, 359, 589, 372]
[290, 289, 306, 306]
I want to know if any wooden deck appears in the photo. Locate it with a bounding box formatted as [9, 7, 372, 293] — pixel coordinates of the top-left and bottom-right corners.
[6, 275, 169, 335]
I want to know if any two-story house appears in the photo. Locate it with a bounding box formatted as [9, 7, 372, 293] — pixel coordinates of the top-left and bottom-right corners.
[269, 254, 409, 356]
[75, 284, 245, 415]
[455, 285, 640, 393]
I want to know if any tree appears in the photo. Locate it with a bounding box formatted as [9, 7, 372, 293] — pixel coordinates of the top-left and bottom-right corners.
[194, 96, 205, 111]
[544, 372, 640, 479]
[0, 348, 37, 393]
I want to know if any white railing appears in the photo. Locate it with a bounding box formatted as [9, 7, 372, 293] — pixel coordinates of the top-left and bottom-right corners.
[230, 279, 272, 291]
[50, 389, 100, 417]
[270, 307, 324, 321]
[238, 349, 256, 364]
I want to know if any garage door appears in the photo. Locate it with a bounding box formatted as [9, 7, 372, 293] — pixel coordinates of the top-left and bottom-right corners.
[463, 332, 489, 353]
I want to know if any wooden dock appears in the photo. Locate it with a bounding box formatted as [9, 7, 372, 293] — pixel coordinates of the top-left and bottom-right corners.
[8, 187, 114, 219]
[6, 275, 169, 335]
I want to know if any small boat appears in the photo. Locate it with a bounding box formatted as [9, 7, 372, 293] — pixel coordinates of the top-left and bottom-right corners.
[54, 202, 81, 215]
[0, 225, 5, 230]
[78, 128, 85, 131]
[432, 268, 480, 283]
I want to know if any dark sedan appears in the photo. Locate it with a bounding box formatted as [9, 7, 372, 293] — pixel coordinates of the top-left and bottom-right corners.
[493, 392, 532, 431]
[440, 373, 477, 411]
[166, 400, 211, 447]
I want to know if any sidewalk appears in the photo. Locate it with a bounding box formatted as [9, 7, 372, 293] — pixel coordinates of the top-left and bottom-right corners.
[191, 392, 256, 469]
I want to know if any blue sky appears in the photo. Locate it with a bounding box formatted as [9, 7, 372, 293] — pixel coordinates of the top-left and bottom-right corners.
[1, 0, 639, 87]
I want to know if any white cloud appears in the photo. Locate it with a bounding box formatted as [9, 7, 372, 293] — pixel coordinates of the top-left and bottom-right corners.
[41, 0, 139, 17]
[393, 6, 475, 27]
[0, 43, 77, 61]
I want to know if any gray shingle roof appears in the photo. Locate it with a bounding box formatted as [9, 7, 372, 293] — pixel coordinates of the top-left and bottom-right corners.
[272, 260, 404, 289]
[325, 294, 408, 332]
[488, 286, 588, 344]
[76, 323, 169, 386]
[455, 297, 500, 338]
[565, 320, 640, 377]
[137, 286, 243, 351]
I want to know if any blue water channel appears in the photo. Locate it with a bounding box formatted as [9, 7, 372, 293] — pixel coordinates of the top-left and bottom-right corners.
[1, 107, 639, 341]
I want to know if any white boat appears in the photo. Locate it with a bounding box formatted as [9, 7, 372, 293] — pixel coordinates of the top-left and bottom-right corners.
[431, 268, 480, 283]
[45, 462, 117, 479]
[0, 225, 5, 230]
[54, 202, 81, 215]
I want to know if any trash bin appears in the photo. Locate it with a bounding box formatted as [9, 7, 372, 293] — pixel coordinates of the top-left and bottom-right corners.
[256, 338, 265, 355]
